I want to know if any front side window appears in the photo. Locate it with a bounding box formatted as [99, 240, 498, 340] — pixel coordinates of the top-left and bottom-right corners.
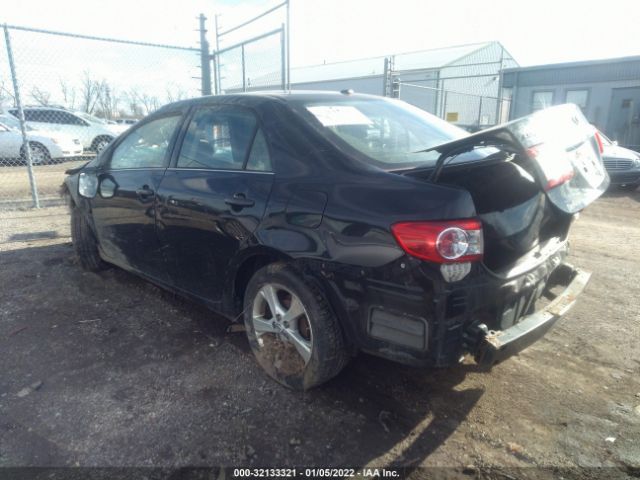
[532, 91, 554, 112]
[110, 115, 181, 169]
[177, 108, 257, 170]
[292, 97, 467, 169]
[76, 112, 106, 125]
[56, 112, 87, 126]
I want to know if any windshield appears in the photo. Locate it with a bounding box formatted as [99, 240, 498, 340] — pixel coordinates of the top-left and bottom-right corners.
[76, 112, 107, 125]
[294, 97, 468, 169]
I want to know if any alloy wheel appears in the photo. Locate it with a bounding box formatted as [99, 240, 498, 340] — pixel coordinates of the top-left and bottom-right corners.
[95, 139, 110, 154]
[29, 145, 46, 165]
[251, 283, 313, 366]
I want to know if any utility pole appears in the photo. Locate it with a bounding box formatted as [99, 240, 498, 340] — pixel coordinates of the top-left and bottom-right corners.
[383, 56, 399, 98]
[198, 14, 212, 96]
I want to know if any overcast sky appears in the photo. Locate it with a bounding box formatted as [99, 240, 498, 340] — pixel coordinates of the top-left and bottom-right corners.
[3, 0, 640, 69]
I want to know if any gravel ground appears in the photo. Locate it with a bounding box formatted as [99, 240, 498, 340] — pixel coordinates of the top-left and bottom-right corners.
[0, 190, 639, 479]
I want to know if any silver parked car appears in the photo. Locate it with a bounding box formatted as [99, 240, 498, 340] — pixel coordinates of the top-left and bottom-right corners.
[599, 131, 640, 190]
[0, 120, 83, 165]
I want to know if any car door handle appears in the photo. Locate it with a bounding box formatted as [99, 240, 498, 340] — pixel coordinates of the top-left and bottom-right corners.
[225, 194, 254, 208]
[136, 186, 155, 199]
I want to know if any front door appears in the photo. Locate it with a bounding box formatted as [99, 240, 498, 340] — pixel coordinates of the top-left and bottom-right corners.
[90, 113, 183, 283]
[156, 105, 274, 303]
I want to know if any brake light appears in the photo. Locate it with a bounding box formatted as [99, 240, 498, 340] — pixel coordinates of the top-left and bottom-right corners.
[544, 170, 575, 191]
[526, 145, 575, 191]
[391, 220, 483, 264]
[594, 131, 604, 154]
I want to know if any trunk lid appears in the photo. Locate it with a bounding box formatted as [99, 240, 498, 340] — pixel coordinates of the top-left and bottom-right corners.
[403, 104, 609, 273]
[427, 104, 609, 214]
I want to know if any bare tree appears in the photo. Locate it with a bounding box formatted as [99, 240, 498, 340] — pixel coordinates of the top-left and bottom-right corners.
[80, 71, 101, 114]
[0, 79, 15, 106]
[165, 84, 188, 104]
[126, 88, 159, 116]
[30, 86, 52, 106]
[59, 79, 77, 109]
[125, 88, 145, 117]
[138, 93, 160, 115]
[96, 80, 119, 120]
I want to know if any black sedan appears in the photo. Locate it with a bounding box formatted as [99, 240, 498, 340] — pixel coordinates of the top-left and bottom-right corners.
[64, 93, 608, 390]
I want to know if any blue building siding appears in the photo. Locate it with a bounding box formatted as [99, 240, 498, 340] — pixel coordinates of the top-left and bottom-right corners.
[502, 56, 640, 148]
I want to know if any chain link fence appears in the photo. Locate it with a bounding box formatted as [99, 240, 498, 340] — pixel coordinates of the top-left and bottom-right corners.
[398, 83, 503, 131]
[216, 27, 285, 93]
[0, 24, 201, 209]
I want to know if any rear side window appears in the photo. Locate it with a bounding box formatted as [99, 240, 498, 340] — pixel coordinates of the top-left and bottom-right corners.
[177, 108, 257, 170]
[54, 112, 87, 125]
[294, 98, 466, 169]
[246, 129, 272, 171]
[110, 115, 181, 169]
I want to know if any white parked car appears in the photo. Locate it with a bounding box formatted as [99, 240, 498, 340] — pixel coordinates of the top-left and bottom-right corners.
[8, 107, 125, 153]
[0, 121, 83, 165]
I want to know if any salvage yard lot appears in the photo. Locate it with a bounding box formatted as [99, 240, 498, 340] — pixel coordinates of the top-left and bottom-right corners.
[0, 160, 88, 207]
[0, 191, 639, 478]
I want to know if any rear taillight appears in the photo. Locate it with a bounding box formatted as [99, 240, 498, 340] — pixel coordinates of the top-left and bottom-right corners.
[526, 145, 575, 191]
[391, 220, 483, 264]
[594, 131, 604, 154]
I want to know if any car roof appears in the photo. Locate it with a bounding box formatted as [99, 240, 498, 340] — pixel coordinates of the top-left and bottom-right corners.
[157, 90, 386, 113]
[11, 106, 69, 111]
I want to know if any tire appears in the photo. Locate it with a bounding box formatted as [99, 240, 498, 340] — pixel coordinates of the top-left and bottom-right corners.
[70, 205, 107, 272]
[243, 262, 349, 390]
[21, 142, 51, 166]
[91, 136, 113, 154]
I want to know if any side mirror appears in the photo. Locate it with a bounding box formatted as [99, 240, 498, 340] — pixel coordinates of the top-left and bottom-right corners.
[99, 177, 117, 198]
[78, 172, 98, 198]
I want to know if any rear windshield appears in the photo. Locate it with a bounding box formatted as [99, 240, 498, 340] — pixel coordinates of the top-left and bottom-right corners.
[292, 97, 468, 169]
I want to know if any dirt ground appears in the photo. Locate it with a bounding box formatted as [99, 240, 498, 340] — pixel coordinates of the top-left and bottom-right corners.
[0, 159, 88, 208]
[0, 189, 639, 479]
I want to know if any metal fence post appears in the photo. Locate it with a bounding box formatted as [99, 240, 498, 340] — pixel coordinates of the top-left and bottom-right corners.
[285, 0, 290, 90]
[442, 91, 448, 120]
[241, 44, 246, 92]
[280, 25, 286, 90]
[3, 24, 39, 209]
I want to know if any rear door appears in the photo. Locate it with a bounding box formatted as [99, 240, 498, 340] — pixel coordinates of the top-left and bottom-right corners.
[156, 105, 274, 303]
[90, 112, 184, 283]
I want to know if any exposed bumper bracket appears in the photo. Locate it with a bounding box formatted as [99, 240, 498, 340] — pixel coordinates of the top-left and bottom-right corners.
[475, 263, 591, 366]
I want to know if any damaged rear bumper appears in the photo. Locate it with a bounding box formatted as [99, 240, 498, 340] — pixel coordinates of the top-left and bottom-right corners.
[474, 263, 590, 366]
